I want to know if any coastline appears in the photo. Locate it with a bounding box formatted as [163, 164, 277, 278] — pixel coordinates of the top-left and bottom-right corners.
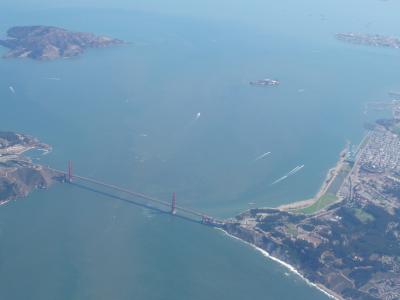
[279, 142, 350, 213]
[218, 228, 343, 300]
[312, 142, 349, 202]
[221, 124, 400, 299]
[277, 198, 314, 210]
[224, 144, 352, 299]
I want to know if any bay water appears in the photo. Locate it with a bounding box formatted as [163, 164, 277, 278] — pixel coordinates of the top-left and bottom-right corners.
[1, 1, 400, 299]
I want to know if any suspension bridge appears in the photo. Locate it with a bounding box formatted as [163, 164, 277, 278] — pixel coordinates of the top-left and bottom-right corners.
[48, 161, 225, 227]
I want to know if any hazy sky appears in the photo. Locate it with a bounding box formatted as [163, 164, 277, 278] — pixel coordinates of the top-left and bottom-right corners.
[1, 0, 400, 38]
[2, 0, 400, 23]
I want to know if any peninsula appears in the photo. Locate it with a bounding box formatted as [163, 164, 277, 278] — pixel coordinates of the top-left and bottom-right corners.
[224, 102, 400, 300]
[0, 26, 123, 60]
[0, 131, 60, 205]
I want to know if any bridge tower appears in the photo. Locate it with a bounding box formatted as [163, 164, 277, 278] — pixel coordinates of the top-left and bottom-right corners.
[171, 192, 177, 215]
[67, 160, 73, 183]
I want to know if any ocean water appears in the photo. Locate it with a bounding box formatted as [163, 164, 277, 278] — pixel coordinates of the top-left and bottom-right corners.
[1, 1, 400, 299]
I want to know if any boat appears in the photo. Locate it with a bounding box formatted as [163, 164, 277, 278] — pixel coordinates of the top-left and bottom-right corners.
[249, 78, 280, 87]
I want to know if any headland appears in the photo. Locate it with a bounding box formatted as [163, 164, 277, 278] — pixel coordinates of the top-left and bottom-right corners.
[0, 132, 61, 205]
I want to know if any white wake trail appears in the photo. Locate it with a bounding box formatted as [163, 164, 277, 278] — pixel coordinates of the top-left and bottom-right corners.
[254, 152, 271, 161]
[289, 164, 304, 176]
[271, 175, 288, 185]
[286, 165, 302, 176]
[271, 164, 305, 185]
[286, 164, 305, 176]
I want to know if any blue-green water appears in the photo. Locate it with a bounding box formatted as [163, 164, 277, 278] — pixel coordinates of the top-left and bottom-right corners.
[1, 1, 400, 299]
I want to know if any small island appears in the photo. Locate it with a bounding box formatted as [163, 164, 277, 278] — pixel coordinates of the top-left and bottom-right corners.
[0, 131, 61, 205]
[0, 26, 123, 60]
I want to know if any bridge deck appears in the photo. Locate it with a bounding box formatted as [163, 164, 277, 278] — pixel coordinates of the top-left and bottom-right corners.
[48, 167, 225, 226]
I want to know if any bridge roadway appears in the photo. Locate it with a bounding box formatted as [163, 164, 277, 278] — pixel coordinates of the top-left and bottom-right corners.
[48, 167, 225, 226]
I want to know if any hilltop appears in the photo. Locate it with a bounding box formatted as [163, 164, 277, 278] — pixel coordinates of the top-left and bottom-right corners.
[0, 132, 60, 205]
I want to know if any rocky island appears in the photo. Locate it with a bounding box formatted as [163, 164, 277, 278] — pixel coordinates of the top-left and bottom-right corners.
[0, 26, 123, 60]
[0, 131, 61, 205]
[224, 105, 400, 300]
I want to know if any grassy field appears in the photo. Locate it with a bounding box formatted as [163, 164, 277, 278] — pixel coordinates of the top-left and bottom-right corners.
[297, 193, 338, 215]
[353, 208, 375, 224]
[326, 164, 351, 195]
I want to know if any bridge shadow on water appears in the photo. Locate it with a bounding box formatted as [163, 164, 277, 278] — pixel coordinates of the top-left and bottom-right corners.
[69, 182, 204, 226]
